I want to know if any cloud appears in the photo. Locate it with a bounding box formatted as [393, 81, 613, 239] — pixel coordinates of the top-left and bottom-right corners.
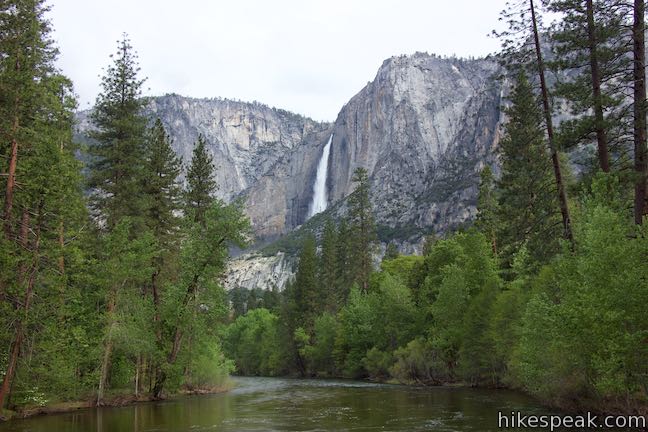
[50, 0, 508, 121]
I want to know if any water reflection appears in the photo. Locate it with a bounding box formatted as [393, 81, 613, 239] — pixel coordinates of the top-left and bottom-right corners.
[0, 377, 551, 431]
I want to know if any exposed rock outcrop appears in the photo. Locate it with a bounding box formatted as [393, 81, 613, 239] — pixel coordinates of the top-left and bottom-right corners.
[78, 53, 507, 291]
[327, 53, 503, 236]
[224, 252, 294, 292]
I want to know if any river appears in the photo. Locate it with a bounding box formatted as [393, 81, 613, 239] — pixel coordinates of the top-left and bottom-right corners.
[0, 376, 554, 431]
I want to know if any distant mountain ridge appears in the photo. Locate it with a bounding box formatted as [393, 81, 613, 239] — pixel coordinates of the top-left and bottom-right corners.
[77, 52, 506, 290]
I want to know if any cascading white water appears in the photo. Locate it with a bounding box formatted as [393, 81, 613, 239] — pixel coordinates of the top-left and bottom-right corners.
[308, 134, 333, 218]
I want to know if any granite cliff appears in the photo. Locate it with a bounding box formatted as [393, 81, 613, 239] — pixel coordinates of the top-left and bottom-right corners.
[77, 52, 506, 291]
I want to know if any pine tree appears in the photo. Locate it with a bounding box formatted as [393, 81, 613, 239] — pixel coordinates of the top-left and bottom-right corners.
[0, 1, 84, 409]
[319, 218, 338, 312]
[496, 0, 574, 245]
[547, 0, 631, 173]
[0, 0, 58, 239]
[475, 166, 499, 255]
[292, 234, 318, 330]
[143, 118, 182, 241]
[496, 72, 562, 268]
[335, 218, 354, 305]
[140, 118, 183, 390]
[347, 168, 376, 293]
[185, 134, 217, 226]
[632, 0, 647, 224]
[88, 34, 147, 230]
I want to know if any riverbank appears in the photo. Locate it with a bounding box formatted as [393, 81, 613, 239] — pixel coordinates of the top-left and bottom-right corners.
[0, 383, 233, 422]
[0, 376, 574, 432]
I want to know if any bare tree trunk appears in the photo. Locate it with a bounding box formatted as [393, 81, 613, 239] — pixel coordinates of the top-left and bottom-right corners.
[586, 0, 610, 173]
[0, 208, 41, 409]
[0, 327, 23, 409]
[97, 291, 117, 405]
[58, 221, 65, 275]
[530, 0, 574, 245]
[634, 0, 647, 224]
[134, 355, 140, 397]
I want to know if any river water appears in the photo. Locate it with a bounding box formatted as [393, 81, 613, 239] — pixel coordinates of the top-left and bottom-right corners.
[0, 376, 553, 431]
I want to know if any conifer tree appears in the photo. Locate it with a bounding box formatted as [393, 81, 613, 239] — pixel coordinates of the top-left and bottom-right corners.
[0, 0, 84, 408]
[140, 118, 183, 388]
[347, 168, 376, 293]
[547, 0, 630, 173]
[0, 0, 58, 239]
[185, 134, 217, 226]
[632, 0, 647, 224]
[88, 35, 147, 229]
[476, 166, 499, 255]
[496, 0, 574, 245]
[319, 218, 338, 312]
[143, 118, 182, 241]
[496, 72, 562, 268]
[292, 234, 318, 330]
[335, 218, 354, 305]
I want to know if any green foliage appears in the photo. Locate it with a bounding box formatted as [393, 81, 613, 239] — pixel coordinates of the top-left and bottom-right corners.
[185, 134, 217, 226]
[383, 243, 399, 260]
[476, 166, 499, 254]
[363, 348, 393, 380]
[223, 309, 284, 376]
[512, 174, 648, 405]
[334, 286, 374, 378]
[88, 35, 148, 230]
[390, 338, 449, 385]
[301, 313, 338, 376]
[2, 1, 647, 416]
[347, 168, 377, 292]
[319, 218, 338, 312]
[548, 0, 630, 172]
[143, 118, 182, 241]
[290, 234, 318, 330]
[497, 72, 562, 269]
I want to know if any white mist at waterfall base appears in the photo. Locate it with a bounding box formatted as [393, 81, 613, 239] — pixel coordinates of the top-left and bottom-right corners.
[308, 134, 333, 218]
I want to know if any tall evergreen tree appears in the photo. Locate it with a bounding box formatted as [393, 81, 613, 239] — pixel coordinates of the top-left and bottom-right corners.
[143, 118, 182, 241]
[0, 0, 57, 239]
[141, 118, 183, 390]
[335, 218, 354, 305]
[547, 0, 630, 173]
[632, 0, 647, 224]
[475, 166, 499, 255]
[87, 34, 147, 230]
[496, 72, 562, 268]
[0, 1, 84, 409]
[185, 134, 217, 226]
[347, 168, 376, 293]
[319, 218, 338, 312]
[292, 234, 318, 330]
[496, 0, 574, 245]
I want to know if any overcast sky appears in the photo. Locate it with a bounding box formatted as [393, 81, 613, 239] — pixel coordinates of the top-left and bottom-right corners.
[50, 0, 509, 122]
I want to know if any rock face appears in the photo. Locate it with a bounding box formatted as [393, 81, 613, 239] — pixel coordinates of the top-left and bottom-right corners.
[224, 252, 294, 292]
[77, 95, 333, 239]
[146, 96, 336, 239]
[327, 53, 503, 236]
[78, 52, 507, 291]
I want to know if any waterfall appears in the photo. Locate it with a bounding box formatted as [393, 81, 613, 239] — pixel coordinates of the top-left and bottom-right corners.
[308, 134, 333, 218]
